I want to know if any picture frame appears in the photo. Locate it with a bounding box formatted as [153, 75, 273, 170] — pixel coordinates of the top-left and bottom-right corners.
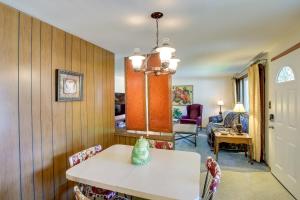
[56, 69, 83, 101]
[172, 85, 193, 106]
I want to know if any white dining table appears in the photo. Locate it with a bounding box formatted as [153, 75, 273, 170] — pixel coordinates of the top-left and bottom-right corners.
[66, 144, 201, 200]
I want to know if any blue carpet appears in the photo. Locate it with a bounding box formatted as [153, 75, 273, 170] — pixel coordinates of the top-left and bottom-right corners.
[175, 130, 269, 172]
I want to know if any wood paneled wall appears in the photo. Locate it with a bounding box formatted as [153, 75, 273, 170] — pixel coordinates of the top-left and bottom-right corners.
[0, 3, 115, 200]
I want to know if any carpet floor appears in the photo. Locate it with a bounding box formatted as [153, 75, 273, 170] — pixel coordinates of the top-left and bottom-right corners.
[175, 131, 269, 172]
[174, 130, 295, 200]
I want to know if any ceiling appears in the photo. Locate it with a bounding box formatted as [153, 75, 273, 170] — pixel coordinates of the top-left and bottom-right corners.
[2, 0, 300, 78]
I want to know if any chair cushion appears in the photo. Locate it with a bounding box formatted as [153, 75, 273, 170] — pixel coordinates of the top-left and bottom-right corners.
[210, 175, 221, 193]
[180, 119, 197, 124]
[223, 112, 238, 128]
[85, 185, 116, 200]
[240, 113, 249, 133]
[69, 145, 102, 167]
[112, 196, 130, 200]
[205, 157, 221, 193]
[74, 185, 90, 200]
[149, 140, 173, 150]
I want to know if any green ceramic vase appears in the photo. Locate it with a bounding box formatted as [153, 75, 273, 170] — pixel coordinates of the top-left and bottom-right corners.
[131, 137, 150, 165]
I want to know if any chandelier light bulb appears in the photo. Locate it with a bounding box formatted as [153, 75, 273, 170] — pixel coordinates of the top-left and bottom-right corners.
[169, 58, 180, 71]
[156, 38, 176, 62]
[129, 48, 145, 70]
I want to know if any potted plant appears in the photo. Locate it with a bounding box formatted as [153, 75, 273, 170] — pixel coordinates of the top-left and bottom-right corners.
[173, 107, 183, 120]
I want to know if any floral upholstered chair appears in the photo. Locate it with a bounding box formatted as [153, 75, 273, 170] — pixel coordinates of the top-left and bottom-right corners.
[74, 185, 90, 200]
[202, 157, 221, 200]
[148, 140, 174, 150]
[69, 145, 117, 200]
[69, 145, 102, 167]
[74, 186, 128, 200]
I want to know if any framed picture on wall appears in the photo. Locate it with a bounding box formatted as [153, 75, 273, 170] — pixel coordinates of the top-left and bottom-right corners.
[172, 85, 193, 106]
[56, 69, 83, 101]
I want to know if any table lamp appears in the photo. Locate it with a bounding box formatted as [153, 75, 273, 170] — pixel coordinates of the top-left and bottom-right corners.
[217, 100, 224, 115]
[233, 103, 245, 134]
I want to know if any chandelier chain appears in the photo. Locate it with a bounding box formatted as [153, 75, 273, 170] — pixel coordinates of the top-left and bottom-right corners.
[156, 18, 159, 48]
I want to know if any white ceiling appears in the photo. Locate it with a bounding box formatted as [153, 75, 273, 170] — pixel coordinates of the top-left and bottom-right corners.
[2, 0, 300, 78]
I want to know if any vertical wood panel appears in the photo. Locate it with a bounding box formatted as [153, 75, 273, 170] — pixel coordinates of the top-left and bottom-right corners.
[102, 50, 108, 148]
[108, 52, 114, 146]
[71, 36, 82, 154]
[126, 137, 131, 145]
[65, 33, 73, 158]
[65, 33, 74, 199]
[148, 73, 173, 133]
[131, 138, 136, 145]
[80, 40, 88, 149]
[19, 12, 35, 200]
[94, 47, 103, 146]
[99, 48, 104, 147]
[110, 53, 115, 145]
[125, 58, 146, 130]
[0, 4, 21, 199]
[40, 22, 55, 200]
[31, 17, 43, 200]
[119, 136, 126, 144]
[52, 27, 67, 200]
[86, 43, 95, 147]
[114, 135, 119, 145]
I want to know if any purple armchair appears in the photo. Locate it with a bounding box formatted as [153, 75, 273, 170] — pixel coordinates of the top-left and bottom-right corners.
[180, 104, 203, 128]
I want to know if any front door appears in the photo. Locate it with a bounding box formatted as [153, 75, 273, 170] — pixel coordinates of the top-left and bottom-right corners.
[269, 49, 300, 199]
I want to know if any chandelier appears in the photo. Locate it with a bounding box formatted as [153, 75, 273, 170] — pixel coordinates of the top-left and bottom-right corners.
[129, 12, 180, 75]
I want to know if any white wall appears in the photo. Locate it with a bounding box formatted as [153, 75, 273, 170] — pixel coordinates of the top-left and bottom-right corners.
[172, 76, 235, 127]
[115, 75, 125, 93]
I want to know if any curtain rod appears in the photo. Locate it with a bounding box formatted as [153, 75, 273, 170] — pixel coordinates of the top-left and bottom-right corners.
[235, 58, 268, 79]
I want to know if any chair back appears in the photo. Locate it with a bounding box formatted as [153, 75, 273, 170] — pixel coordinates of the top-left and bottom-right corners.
[202, 157, 221, 200]
[69, 145, 102, 167]
[74, 185, 90, 200]
[187, 104, 203, 119]
[148, 140, 174, 150]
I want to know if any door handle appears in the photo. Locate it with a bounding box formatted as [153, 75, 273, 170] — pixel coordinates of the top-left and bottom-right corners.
[269, 126, 275, 129]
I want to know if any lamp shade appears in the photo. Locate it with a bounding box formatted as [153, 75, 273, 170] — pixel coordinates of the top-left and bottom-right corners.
[129, 48, 145, 70]
[233, 103, 245, 113]
[168, 58, 180, 71]
[217, 100, 224, 106]
[156, 38, 175, 62]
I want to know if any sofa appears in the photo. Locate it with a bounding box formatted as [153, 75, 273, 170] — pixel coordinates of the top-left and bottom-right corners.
[206, 111, 249, 149]
[180, 104, 203, 128]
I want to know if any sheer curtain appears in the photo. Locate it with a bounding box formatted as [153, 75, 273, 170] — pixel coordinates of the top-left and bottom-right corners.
[248, 64, 261, 162]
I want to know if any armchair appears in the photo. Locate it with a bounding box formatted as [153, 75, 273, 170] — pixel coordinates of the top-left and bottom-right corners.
[180, 104, 203, 128]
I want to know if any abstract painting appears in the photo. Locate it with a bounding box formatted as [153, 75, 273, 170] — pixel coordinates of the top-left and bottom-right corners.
[172, 85, 193, 106]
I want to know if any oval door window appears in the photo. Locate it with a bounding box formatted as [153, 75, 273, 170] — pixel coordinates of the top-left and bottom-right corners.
[276, 66, 295, 83]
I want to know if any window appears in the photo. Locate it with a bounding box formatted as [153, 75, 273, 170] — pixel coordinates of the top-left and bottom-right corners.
[236, 77, 250, 112]
[243, 77, 249, 112]
[277, 66, 295, 83]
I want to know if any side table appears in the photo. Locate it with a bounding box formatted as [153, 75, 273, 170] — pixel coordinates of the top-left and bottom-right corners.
[214, 131, 253, 164]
